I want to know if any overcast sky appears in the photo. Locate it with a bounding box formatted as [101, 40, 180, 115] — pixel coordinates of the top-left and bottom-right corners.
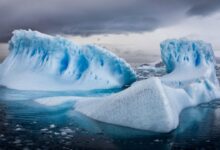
[1, 0, 220, 54]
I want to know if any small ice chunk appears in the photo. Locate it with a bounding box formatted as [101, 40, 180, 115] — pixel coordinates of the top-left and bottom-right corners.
[50, 124, 56, 129]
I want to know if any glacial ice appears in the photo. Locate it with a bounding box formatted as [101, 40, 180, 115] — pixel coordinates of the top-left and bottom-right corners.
[34, 39, 220, 132]
[72, 39, 220, 132]
[0, 30, 136, 91]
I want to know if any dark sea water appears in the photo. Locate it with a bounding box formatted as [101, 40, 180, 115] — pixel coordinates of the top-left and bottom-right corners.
[1, 56, 220, 150]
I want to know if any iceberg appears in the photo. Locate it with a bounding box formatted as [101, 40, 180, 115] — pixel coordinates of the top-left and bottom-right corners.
[0, 30, 136, 91]
[5, 30, 219, 133]
[72, 39, 220, 132]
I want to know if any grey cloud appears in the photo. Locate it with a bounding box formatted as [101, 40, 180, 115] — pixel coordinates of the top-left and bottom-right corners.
[187, 0, 220, 16]
[0, 0, 220, 42]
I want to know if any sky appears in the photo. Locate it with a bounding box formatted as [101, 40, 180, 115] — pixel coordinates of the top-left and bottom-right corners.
[0, 0, 220, 55]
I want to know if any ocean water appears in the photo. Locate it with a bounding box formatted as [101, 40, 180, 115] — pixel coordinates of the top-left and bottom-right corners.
[0, 55, 220, 150]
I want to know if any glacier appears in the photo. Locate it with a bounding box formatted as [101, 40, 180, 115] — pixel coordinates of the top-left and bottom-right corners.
[0, 30, 136, 91]
[68, 39, 220, 132]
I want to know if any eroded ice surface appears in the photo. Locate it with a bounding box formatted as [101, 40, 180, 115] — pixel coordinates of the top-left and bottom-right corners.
[35, 39, 220, 132]
[0, 30, 136, 91]
[72, 39, 220, 132]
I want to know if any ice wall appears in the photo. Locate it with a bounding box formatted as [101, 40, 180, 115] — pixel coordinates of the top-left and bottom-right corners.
[160, 39, 215, 73]
[0, 30, 136, 91]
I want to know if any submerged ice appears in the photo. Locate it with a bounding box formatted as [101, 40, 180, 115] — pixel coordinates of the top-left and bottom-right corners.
[72, 39, 220, 132]
[0, 30, 136, 91]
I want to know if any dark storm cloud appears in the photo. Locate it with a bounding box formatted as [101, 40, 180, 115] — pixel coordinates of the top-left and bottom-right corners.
[187, 0, 220, 16]
[0, 0, 220, 42]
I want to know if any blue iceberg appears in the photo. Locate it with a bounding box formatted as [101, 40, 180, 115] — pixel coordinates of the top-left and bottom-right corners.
[1, 30, 219, 133]
[66, 39, 220, 132]
[0, 30, 136, 91]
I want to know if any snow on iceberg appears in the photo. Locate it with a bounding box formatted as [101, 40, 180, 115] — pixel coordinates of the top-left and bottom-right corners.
[73, 39, 220, 132]
[0, 30, 136, 91]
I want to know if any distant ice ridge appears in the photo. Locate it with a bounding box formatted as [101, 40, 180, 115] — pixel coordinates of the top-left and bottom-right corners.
[0, 30, 136, 91]
[70, 39, 220, 132]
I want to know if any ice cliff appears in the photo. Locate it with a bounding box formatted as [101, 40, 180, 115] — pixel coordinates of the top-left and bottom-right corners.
[0, 30, 136, 91]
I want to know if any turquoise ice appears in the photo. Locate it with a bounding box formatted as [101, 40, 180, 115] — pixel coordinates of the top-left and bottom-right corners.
[0, 30, 136, 91]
